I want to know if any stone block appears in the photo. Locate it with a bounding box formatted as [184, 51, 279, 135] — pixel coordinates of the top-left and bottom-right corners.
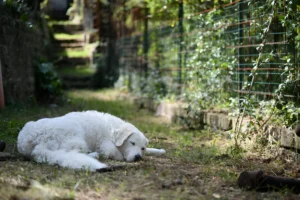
[203, 112, 208, 124]
[280, 128, 295, 148]
[219, 113, 232, 131]
[231, 117, 250, 133]
[294, 131, 300, 150]
[266, 125, 281, 144]
[207, 113, 219, 130]
[202, 111, 232, 131]
[155, 101, 186, 123]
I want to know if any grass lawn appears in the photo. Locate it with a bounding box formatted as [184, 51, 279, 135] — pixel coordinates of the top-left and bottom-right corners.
[0, 89, 299, 200]
[58, 49, 90, 58]
[54, 33, 83, 41]
[48, 20, 80, 26]
[57, 67, 96, 77]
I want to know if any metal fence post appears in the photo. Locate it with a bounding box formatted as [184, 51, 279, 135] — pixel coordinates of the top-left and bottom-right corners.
[238, 0, 244, 102]
[143, 3, 149, 77]
[178, 0, 184, 94]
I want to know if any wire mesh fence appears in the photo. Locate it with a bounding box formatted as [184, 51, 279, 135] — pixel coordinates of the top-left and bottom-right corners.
[116, 0, 299, 104]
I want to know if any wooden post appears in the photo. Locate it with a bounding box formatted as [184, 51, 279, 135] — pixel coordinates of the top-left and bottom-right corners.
[0, 59, 5, 109]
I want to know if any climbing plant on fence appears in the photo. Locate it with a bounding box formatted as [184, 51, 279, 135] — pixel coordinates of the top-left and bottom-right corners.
[115, 0, 299, 135]
[231, 0, 300, 148]
[182, 6, 237, 128]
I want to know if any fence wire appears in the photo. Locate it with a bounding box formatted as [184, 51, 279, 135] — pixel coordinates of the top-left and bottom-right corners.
[116, 0, 299, 102]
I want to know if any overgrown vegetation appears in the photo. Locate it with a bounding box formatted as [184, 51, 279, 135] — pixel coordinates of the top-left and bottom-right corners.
[231, 0, 300, 148]
[115, 0, 300, 148]
[182, 8, 235, 129]
[34, 61, 63, 103]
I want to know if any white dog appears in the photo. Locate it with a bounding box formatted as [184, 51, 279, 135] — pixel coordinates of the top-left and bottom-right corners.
[17, 111, 166, 171]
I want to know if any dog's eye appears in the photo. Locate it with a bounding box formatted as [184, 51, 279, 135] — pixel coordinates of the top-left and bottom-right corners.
[141, 147, 145, 151]
[130, 141, 135, 146]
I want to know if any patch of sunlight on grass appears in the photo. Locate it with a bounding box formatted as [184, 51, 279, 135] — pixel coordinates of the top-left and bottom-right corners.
[57, 67, 96, 77]
[54, 33, 83, 40]
[68, 90, 135, 119]
[68, 89, 128, 102]
[58, 49, 90, 58]
[48, 20, 79, 26]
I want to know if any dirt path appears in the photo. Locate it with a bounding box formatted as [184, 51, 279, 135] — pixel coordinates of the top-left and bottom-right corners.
[0, 90, 299, 200]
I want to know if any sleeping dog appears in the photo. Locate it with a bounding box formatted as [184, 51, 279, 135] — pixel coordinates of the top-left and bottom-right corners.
[17, 111, 166, 171]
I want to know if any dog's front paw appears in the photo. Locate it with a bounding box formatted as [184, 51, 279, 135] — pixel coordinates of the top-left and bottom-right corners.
[157, 149, 166, 155]
[155, 149, 166, 156]
[145, 148, 166, 156]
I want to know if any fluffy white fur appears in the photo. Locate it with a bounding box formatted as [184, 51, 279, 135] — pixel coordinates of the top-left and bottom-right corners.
[17, 111, 166, 171]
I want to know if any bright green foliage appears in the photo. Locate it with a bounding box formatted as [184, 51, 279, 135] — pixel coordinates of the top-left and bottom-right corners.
[183, 9, 235, 129]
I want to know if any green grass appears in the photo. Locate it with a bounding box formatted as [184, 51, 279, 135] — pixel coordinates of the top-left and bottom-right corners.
[0, 89, 299, 200]
[57, 66, 96, 77]
[54, 33, 83, 41]
[48, 20, 79, 26]
[58, 49, 90, 58]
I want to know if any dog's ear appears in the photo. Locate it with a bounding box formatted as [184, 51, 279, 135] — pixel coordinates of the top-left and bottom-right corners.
[115, 126, 133, 147]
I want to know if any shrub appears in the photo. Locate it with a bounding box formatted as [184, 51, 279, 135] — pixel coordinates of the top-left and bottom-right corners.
[34, 62, 63, 103]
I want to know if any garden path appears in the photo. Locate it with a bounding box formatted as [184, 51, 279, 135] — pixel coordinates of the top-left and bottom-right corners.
[51, 20, 97, 88]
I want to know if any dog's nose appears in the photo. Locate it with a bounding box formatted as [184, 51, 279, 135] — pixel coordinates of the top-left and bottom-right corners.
[134, 154, 142, 162]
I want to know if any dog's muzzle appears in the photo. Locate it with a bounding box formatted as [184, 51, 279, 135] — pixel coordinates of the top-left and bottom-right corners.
[134, 154, 142, 162]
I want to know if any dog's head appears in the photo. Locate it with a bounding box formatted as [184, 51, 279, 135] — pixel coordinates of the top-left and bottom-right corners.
[115, 123, 149, 162]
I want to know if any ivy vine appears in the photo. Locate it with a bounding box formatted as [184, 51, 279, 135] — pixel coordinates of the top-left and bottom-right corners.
[233, 0, 300, 148]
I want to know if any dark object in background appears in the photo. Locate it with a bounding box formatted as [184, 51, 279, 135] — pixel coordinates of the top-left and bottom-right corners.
[295, 124, 300, 137]
[0, 140, 6, 152]
[238, 169, 300, 193]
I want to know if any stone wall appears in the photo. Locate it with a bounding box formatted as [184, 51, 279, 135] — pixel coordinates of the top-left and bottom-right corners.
[154, 101, 299, 151]
[0, 17, 41, 104]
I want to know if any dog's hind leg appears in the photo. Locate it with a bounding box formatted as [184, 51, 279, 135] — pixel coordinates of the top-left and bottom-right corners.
[145, 148, 166, 156]
[31, 144, 108, 171]
[31, 144, 56, 163]
[60, 138, 89, 153]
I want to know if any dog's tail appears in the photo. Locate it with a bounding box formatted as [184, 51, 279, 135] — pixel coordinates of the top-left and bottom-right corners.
[31, 145, 107, 171]
[145, 148, 166, 156]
